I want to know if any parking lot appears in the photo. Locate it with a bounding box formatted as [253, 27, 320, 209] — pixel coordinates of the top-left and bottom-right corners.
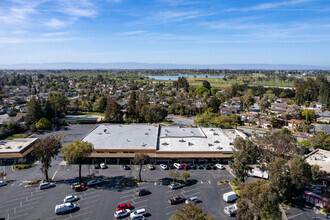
[0, 164, 236, 220]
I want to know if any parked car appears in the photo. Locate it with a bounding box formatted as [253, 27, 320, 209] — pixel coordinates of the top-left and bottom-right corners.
[185, 196, 201, 204]
[168, 195, 186, 205]
[87, 179, 101, 186]
[197, 164, 204, 169]
[168, 164, 175, 169]
[183, 179, 198, 186]
[55, 202, 77, 215]
[117, 203, 132, 211]
[207, 163, 215, 170]
[123, 165, 130, 170]
[0, 181, 6, 187]
[188, 163, 196, 169]
[71, 182, 85, 189]
[169, 183, 184, 190]
[74, 184, 87, 192]
[215, 164, 225, 170]
[160, 164, 168, 170]
[137, 189, 151, 196]
[223, 191, 238, 202]
[39, 182, 55, 190]
[203, 164, 211, 170]
[100, 163, 107, 169]
[181, 163, 190, 170]
[114, 209, 131, 219]
[224, 203, 238, 216]
[174, 163, 183, 170]
[94, 163, 100, 169]
[63, 195, 79, 203]
[130, 208, 147, 219]
[147, 164, 155, 170]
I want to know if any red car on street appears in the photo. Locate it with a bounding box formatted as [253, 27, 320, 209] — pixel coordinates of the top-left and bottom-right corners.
[116, 203, 132, 211]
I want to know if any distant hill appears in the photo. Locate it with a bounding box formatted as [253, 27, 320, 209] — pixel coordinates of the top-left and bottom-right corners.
[0, 62, 329, 70]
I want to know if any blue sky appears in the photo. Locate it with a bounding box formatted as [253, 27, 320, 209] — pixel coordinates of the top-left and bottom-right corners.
[1, 0, 330, 66]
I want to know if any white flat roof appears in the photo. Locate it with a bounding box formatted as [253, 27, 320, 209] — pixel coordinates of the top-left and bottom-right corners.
[0, 138, 38, 154]
[306, 149, 330, 173]
[158, 127, 234, 152]
[82, 124, 158, 150]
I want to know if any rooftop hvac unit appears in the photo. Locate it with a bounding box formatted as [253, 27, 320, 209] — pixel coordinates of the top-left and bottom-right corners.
[145, 133, 149, 135]
[188, 142, 194, 146]
[179, 139, 186, 143]
[214, 140, 220, 143]
[162, 142, 169, 145]
[213, 133, 219, 136]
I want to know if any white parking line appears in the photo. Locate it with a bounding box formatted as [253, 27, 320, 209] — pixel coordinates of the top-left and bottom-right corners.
[8, 212, 28, 220]
[79, 205, 96, 211]
[181, 187, 199, 194]
[18, 183, 22, 187]
[119, 199, 134, 204]
[78, 199, 98, 206]
[11, 206, 35, 215]
[287, 213, 303, 219]
[120, 194, 133, 199]
[64, 210, 93, 220]
[184, 191, 201, 197]
[80, 194, 101, 200]
[165, 209, 177, 215]
[133, 199, 148, 205]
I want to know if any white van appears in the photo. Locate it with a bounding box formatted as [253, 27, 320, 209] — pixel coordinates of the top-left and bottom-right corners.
[55, 202, 77, 214]
[223, 191, 238, 202]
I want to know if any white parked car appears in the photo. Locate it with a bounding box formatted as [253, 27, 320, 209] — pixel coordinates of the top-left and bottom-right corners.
[114, 209, 131, 219]
[130, 208, 147, 219]
[174, 163, 182, 170]
[63, 195, 79, 203]
[39, 182, 55, 190]
[100, 163, 107, 169]
[223, 191, 238, 202]
[160, 164, 168, 170]
[87, 179, 101, 186]
[0, 181, 6, 187]
[185, 196, 201, 204]
[215, 164, 225, 170]
[169, 183, 184, 190]
[55, 202, 77, 214]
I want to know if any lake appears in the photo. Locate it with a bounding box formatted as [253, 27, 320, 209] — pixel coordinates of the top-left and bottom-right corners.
[146, 75, 225, 80]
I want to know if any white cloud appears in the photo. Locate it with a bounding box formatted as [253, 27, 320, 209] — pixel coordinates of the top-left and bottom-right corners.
[44, 18, 75, 28]
[42, 31, 69, 37]
[118, 30, 148, 36]
[228, 0, 313, 12]
[58, 0, 97, 17]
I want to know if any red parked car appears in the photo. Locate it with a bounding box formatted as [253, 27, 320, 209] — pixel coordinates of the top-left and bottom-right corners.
[116, 203, 132, 211]
[181, 163, 190, 170]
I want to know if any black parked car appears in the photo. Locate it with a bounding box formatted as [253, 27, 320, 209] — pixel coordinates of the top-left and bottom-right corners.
[183, 179, 198, 186]
[137, 189, 151, 196]
[188, 163, 197, 169]
[94, 163, 100, 169]
[207, 163, 215, 170]
[203, 164, 211, 170]
[197, 164, 204, 169]
[122, 165, 130, 170]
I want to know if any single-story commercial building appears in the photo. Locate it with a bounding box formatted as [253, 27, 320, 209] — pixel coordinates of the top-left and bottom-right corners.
[81, 124, 245, 164]
[0, 138, 38, 165]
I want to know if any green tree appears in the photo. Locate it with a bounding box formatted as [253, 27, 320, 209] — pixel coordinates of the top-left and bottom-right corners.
[301, 109, 315, 123]
[35, 118, 51, 131]
[33, 136, 61, 182]
[258, 97, 270, 113]
[169, 170, 180, 183]
[237, 179, 280, 220]
[258, 131, 304, 164]
[290, 155, 312, 194]
[231, 137, 258, 182]
[309, 130, 330, 150]
[98, 96, 108, 112]
[133, 153, 150, 181]
[207, 97, 221, 113]
[240, 94, 254, 111]
[182, 172, 190, 181]
[170, 202, 213, 220]
[127, 91, 137, 119]
[202, 80, 211, 89]
[62, 140, 94, 183]
[43, 100, 54, 121]
[48, 92, 68, 117]
[311, 165, 322, 183]
[140, 104, 168, 123]
[195, 87, 209, 98]
[105, 100, 123, 122]
[25, 98, 42, 127]
[269, 157, 292, 202]
[285, 104, 301, 119]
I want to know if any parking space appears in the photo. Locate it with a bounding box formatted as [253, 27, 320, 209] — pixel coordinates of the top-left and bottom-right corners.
[0, 164, 235, 220]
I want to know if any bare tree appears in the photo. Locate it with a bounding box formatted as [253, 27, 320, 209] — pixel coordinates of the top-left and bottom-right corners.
[133, 153, 150, 181]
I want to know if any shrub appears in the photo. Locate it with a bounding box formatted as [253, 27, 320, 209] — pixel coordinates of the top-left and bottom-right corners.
[28, 179, 41, 185]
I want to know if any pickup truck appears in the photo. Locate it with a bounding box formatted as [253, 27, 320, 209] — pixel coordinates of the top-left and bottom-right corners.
[168, 195, 186, 205]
